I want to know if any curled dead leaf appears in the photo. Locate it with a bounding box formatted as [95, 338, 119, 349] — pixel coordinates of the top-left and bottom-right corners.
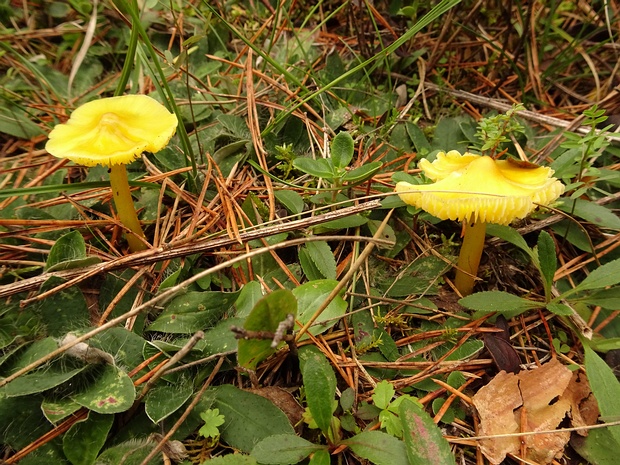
[472, 358, 593, 465]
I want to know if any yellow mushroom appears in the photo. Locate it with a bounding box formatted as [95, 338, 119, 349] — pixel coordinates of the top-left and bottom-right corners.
[395, 150, 564, 296]
[46, 95, 178, 252]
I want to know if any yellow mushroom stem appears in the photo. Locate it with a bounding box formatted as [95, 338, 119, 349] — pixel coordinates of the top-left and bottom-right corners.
[109, 164, 147, 252]
[454, 220, 487, 296]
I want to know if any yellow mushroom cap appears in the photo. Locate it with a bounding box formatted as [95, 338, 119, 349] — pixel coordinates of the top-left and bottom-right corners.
[395, 151, 564, 225]
[46, 95, 178, 167]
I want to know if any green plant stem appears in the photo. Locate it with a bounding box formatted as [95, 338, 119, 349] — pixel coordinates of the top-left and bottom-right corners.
[454, 220, 487, 296]
[109, 164, 147, 252]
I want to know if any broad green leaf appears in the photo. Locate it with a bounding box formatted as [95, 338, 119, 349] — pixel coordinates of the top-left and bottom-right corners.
[406, 122, 431, 153]
[147, 290, 240, 333]
[331, 131, 354, 169]
[71, 364, 135, 414]
[575, 287, 620, 309]
[589, 337, 620, 353]
[94, 438, 163, 465]
[145, 382, 193, 423]
[251, 434, 324, 464]
[204, 454, 257, 465]
[575, 258, 620, 291]
[459, 291, 540, 317]
[399, 399, 456, 465]
[546, 302, 573, 316]
[45, 230, 87, 271]
[584, 345, 620, 446]
[38, 276, 90, 337]
[536, 230, 556, 293]
[293, 158, 335, 179]
[312, 214, 368, 233]
[237, 289, 297, 370]
[63, 412, 113, 465]
[4, 363, 88, 397]
[342, 430, 409, 465]
[3, 337, 57, 374]
[213, 385, 295, 453]
[372, 380, 395, 410]
[299, 247, 324, 281]
[558, 198, 620, 230]
[42, 397, 82, 424]
[0, 393, 51, 449]
[341, 162, 383, 183]
[299, 345, 337, 433]
[303, 241, 337, 280]
[485, 224, 533, 258]
[572, 427, 620, 465]
[274, 190, 305, 215]
[293, 280, 347, 337]
[0, 104, 45, 139]
[308, 448, 331, 465]
[203, 317, 244, 355]
[235, 281, 264, 318]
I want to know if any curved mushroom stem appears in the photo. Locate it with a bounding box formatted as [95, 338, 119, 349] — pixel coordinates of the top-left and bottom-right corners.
[109, 164, 148, 252]
[454, 220, 487, 296]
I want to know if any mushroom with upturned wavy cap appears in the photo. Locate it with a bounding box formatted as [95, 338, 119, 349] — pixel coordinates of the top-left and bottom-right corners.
[46, 95, 178, 252]
[395, 150, 564, 296]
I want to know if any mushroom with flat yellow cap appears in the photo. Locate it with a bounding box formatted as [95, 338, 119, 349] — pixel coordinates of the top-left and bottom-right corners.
[395, 150, 564, 296]
[46, 95, 178, 252]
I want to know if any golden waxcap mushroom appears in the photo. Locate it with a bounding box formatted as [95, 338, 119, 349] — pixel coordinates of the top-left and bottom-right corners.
[45, 95, 178, 252]
[46, 94, 177, 166]
[395, 150, 564, 225]
[395, 150, 564, 296]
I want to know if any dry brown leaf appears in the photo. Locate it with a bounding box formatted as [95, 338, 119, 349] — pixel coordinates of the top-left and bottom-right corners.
[564, 371, 600, 436]
[472, 358, 575, 464]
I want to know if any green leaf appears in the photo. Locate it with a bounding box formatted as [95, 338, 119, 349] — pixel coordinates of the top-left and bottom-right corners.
[274, 190, 305, 215]
[341, 162, 383, 183]
[536, 231, 556, 294]
[213, 384, 295, 453]
[41, 397, 82, 424]
[299, 248, 324, 281]
[575, 287, 620, 309]
[575, 258, 620, 291]
[71, 364, 135, 414]
[235, 281, 264, 318]
[94, 438, 163, 465]
[4, 363, 88, 397]
[147, 290, 240, 333]
[293, 280, 347, 338]
[237, 289, 297, 370]
[303, 241, 337, 280]
[299, 345, 337, 434]
[45, 230, 87, 271]
[546, 302, 574, 316]
[588, 337, 620, 353]
[38, 277, 90, 337]
[342, 430, 409, 465]
[372, 380, 395, 410]
[308, 448, 331, 465]
[572, 427, 620, 465]
[63, 412, 113, 465]
[204, 454, 257, 465]
[584, 345, 620, 446]
[459, 291, 540, 317]
[0, 104, 45, 139]
[293, 158, 335, 179]
[399, 399, 456, 465]
[199, 408, 226, 439]
[145, 382, 193, 423]
[331, 131, 354, 169]
[485, 224, 534, 258]
[312, 214, 368, 233]
[558, 198, 620, 230]
[251, 434, 324, 464]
